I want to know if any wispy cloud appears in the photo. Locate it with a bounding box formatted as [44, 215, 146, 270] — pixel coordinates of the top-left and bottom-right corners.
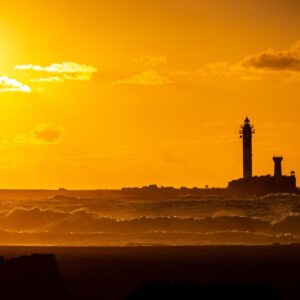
[30, 77, 64, 83]
[0, 76, 31, 93]
[196, 61, 263, 81]
[113, 69, 171, 86]
[15, 62, 97, 82]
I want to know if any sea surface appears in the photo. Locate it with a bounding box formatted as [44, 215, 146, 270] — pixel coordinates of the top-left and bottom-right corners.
[0, 193, 300, 245]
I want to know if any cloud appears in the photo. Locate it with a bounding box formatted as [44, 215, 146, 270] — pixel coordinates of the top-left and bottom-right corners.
[15, 62, 97, 82]
[241, 41, 300, 72]
[15, 62, 97, 74]
[0, 76, 31, 93]
[13, 124, 64, 145]
[194, 40, 300, 82]
[134, 55, 167, 67]
[113, 69, 171, 86]
[30, 77, 64, 83]
[196, 62, 263, 81]
[31, 124, 63, 144]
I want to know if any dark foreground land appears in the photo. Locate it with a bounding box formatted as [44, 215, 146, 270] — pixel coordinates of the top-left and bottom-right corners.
[0, 245, 300, 299]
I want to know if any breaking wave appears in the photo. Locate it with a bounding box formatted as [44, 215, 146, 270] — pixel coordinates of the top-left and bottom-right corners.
[0, 193, 300, 245]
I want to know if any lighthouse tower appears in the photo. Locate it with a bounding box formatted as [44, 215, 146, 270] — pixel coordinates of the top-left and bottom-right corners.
[240, 117, 255, 179]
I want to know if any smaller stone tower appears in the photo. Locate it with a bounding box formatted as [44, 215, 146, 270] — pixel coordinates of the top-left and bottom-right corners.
[273, 156, 283, 178]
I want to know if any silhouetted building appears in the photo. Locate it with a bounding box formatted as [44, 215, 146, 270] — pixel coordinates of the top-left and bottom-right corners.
[240, 117, 254, 179]
[228, 118, 296, 195]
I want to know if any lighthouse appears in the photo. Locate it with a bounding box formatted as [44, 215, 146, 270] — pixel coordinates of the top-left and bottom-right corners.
[240, 117, 255, 179]
[228, 117, 296, 194]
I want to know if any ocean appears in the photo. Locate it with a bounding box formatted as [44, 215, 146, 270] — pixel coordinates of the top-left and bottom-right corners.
[0, 193, 299, 246]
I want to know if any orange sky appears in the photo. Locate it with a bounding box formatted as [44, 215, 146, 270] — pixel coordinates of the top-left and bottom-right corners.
[0, 0, 300, 189]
